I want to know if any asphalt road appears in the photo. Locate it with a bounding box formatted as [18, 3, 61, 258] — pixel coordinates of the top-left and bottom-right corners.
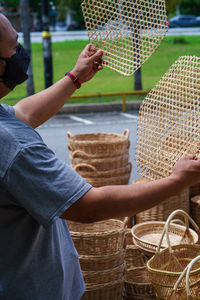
[18, 27, 200, 43]
[36, 110, 139, 184]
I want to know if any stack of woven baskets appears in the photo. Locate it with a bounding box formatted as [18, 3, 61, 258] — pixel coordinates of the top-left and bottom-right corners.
[67, 219, 126, 300]
[67, 130, 131, 187]
[132, 177, 189, 224]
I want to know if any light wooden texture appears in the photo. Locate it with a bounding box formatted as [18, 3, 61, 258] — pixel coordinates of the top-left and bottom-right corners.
[81, 0, 168, 76]
[136, 56, 200, 180]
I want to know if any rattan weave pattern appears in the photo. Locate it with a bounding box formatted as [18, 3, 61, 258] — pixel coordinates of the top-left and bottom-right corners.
[81, 0, 168, 76]
[136, 56, 200, 180]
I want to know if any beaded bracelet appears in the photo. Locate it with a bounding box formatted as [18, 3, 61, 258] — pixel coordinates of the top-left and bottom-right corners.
[65, 72, 81, 89]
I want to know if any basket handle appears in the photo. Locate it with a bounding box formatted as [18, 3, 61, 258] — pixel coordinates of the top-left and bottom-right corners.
[67, 131, 73, 139]
[70, 150, 89, 159]
[68, 144, 74, 152]
[156, 209, 200, 254]
[74, 163, 97, 173]
[123, 129, 130, 139]
[170, 255, 200, 299]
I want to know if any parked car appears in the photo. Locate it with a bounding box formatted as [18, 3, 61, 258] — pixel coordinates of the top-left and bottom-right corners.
[168, 15, 200, 27]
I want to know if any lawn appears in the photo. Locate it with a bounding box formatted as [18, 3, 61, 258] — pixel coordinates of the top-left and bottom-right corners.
[3, 35, 200, 106]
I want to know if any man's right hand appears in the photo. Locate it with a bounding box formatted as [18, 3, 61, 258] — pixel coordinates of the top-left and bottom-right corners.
[170, 155, 200, 188]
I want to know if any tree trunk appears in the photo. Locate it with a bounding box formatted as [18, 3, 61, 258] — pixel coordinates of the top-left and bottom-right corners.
[134, 67, 142, 90]
[20, 0, 35, 96]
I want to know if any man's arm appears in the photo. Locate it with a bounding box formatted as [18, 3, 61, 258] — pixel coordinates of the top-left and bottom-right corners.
[61, 156, 200, 223]
[14, 45, 104, 128]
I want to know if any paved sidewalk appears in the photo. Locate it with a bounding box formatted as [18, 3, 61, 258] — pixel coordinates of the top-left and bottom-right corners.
[57, 100, 142, 115]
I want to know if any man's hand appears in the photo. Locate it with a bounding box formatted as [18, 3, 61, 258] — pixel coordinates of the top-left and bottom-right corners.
[170, 155, 200, 188]
[71, 44, 104, 84]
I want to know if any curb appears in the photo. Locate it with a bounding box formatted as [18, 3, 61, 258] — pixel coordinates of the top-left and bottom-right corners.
[57, 100, 142, 115]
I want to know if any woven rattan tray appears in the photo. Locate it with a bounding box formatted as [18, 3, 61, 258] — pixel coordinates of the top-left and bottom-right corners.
[81, 0, 168, 76]
[131, 221, 199, 256]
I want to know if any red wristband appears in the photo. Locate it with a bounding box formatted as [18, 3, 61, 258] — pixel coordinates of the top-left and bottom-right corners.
[65, 72, 81, 89]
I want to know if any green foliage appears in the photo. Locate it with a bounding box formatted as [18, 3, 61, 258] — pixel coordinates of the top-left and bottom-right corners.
[180, 0, 200, 15]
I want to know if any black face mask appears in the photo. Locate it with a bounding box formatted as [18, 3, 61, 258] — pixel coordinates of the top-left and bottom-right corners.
[0, 44, 30, 90]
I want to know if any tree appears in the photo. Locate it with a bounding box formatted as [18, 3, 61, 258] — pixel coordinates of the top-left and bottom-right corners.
[20, 0, 35, 96]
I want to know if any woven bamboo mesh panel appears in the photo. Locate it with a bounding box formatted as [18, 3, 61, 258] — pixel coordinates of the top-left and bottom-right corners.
[81, 0, 168, 76]
[136, 56, 200, 180]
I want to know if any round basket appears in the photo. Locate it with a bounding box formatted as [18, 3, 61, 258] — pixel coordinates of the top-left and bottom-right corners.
[67, 129, 130, 157]
[85, 173, 131, 187]
[82, 263, 125, 284]
[79, 249, 126, 271]
[132, 219, 199, 257]
[124, 267, 157, 300]
[81, 279, 124, 300]
[146, 210, 200, 299]
[133, 177, 189, 223]
[67, 219, 126, 255]
[190, 195, 200, 228]
[125, 245, 147, 269]
[73, 162, 132, 178]
[70, 150, 129, 171]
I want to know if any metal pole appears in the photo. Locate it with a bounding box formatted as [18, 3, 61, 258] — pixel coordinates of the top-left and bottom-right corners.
[42, 0, 53, 88]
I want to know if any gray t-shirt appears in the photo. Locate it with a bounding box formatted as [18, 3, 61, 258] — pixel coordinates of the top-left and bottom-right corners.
[0, 104, 92, 300]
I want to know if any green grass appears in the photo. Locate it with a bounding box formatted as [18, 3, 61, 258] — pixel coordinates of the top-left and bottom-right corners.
[3, 36, 200, 106]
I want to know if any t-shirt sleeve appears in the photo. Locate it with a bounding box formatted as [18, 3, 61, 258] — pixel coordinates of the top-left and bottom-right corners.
[3, 143, 92, 227]
[1, 104, 15, 116]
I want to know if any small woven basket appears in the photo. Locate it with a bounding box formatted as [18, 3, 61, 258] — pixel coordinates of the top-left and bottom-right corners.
[73, 162, 132, 178]
[67, 129, 130, 157]
[147, 210, 200, 299]
[70, 150, 130, 171]
[81, 279, 124, 300]
[133, 177, 189, 223]
[84, 173, 131, 187]
[124, 267, 157, 300]
[68, 219, 126, 255]
[190, 195, 200, 228]
[82, 262, 125, 284]
[132, 210, 200, 257]
[125, 245, 147, 270]
[79, 249, 126, 271]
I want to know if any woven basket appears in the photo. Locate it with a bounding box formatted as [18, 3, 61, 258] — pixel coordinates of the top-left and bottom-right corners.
[147, 210, 200, 299]
[125, 228, 134, 246]
[132, 210, 200, 257]
[81, 279, 124, 300]
[68, 219, 126, 255]
[169, 255, 200, 299]
[124, 267, 157, 300]
[125, 245, 147, 270]
[190, 195, 200, 228]
[73, 162, 132, 178]
[82, 262, 125, 284]
[133, 177, 189, 223]
[67, 129, 130, 157]
[79, 249, 126, 271]
[189, 182, 200, 198]
[84, 173, 131, 187]
[70, 150, 130, 171]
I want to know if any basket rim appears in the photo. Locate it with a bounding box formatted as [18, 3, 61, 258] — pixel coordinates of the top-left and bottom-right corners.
[82, 262, 125, 276]
[79, 248, 126, 260]
[125, 266, 152, 285]
[68, 219, 126, 236]
[68, 131, 130, 144]
[147, 244, 200, 276]
[131, 221, 198, 252]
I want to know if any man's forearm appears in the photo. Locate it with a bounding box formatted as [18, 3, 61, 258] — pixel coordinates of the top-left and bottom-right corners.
[14, 76, 76, 128]
[62, 174, 183, 223]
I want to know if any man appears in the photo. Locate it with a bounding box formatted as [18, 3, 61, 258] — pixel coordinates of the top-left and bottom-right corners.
[0, 13, 200, 300]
